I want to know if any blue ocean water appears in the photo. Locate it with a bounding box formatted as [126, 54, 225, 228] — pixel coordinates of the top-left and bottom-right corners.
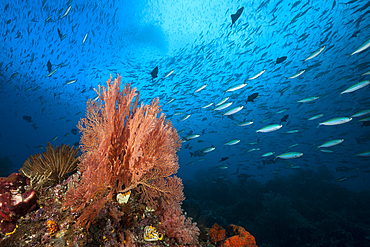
[1, 0, 370, 245]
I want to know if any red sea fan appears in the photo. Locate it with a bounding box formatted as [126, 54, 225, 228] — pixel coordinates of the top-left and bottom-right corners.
[157, 203, 200, 245]
[63, 74, 184, 229]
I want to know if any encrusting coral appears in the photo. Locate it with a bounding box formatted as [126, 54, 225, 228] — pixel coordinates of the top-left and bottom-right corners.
[19, 142, 79, 190]
[63, 74, 184, 229]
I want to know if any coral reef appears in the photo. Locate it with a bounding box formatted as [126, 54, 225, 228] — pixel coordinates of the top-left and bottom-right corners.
[19, 142, 79, 190]
[0, 75, 260, 246]
[0, 173, 38, 235]
[0, 172, 204, 246]
[63, 75, 184, 229]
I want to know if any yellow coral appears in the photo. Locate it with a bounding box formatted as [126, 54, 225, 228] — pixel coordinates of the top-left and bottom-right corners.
[47, 220, 58, 236]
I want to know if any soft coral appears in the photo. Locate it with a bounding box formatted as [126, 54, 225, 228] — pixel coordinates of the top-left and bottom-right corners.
[157, 203, 199, 245]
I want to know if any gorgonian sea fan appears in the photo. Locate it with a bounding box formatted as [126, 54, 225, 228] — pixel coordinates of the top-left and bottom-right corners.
[63, 74, 184, 229]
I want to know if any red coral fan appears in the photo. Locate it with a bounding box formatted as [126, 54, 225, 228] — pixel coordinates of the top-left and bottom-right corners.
[209, 223, 226, 243]
[0, 173, 38, 234]
[157, 203, 200, 245]
[221, 225, 257, 247]
[63, 75, 184, 229]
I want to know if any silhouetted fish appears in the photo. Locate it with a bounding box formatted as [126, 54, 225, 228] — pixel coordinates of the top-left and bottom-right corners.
[262, 156, 278, 166]
[231, 7, 244, 27]
[150, 66, 158, 80]
[246, 92, 258, 103]
[237, 173, 255, 181]
[350, 30, 361, 39]
[363, 121, 370, 127]
[280, 114, 289, 123]
[47, 60, 52, 73]
[231, 166, 240, 175]
[22, 115, 32, 122]
[190, 150, 206, 157]
[71, 128, 78, 135]
[57, 28, 63, 40]
[219, 156, 229, 162]
[276, 56, 287, 64]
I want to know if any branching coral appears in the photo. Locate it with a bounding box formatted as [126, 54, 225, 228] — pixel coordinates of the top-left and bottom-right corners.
[63, 74, 184, 229]
[19, 142, 79, 190]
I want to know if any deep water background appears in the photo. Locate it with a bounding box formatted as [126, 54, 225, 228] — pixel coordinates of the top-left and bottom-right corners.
[1, 0, 370, 246]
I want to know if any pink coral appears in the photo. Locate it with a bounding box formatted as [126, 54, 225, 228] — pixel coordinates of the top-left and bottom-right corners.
[157, 203, 199, 245]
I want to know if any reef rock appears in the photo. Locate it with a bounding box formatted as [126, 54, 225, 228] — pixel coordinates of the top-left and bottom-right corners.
[0, 173, 38, 234]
